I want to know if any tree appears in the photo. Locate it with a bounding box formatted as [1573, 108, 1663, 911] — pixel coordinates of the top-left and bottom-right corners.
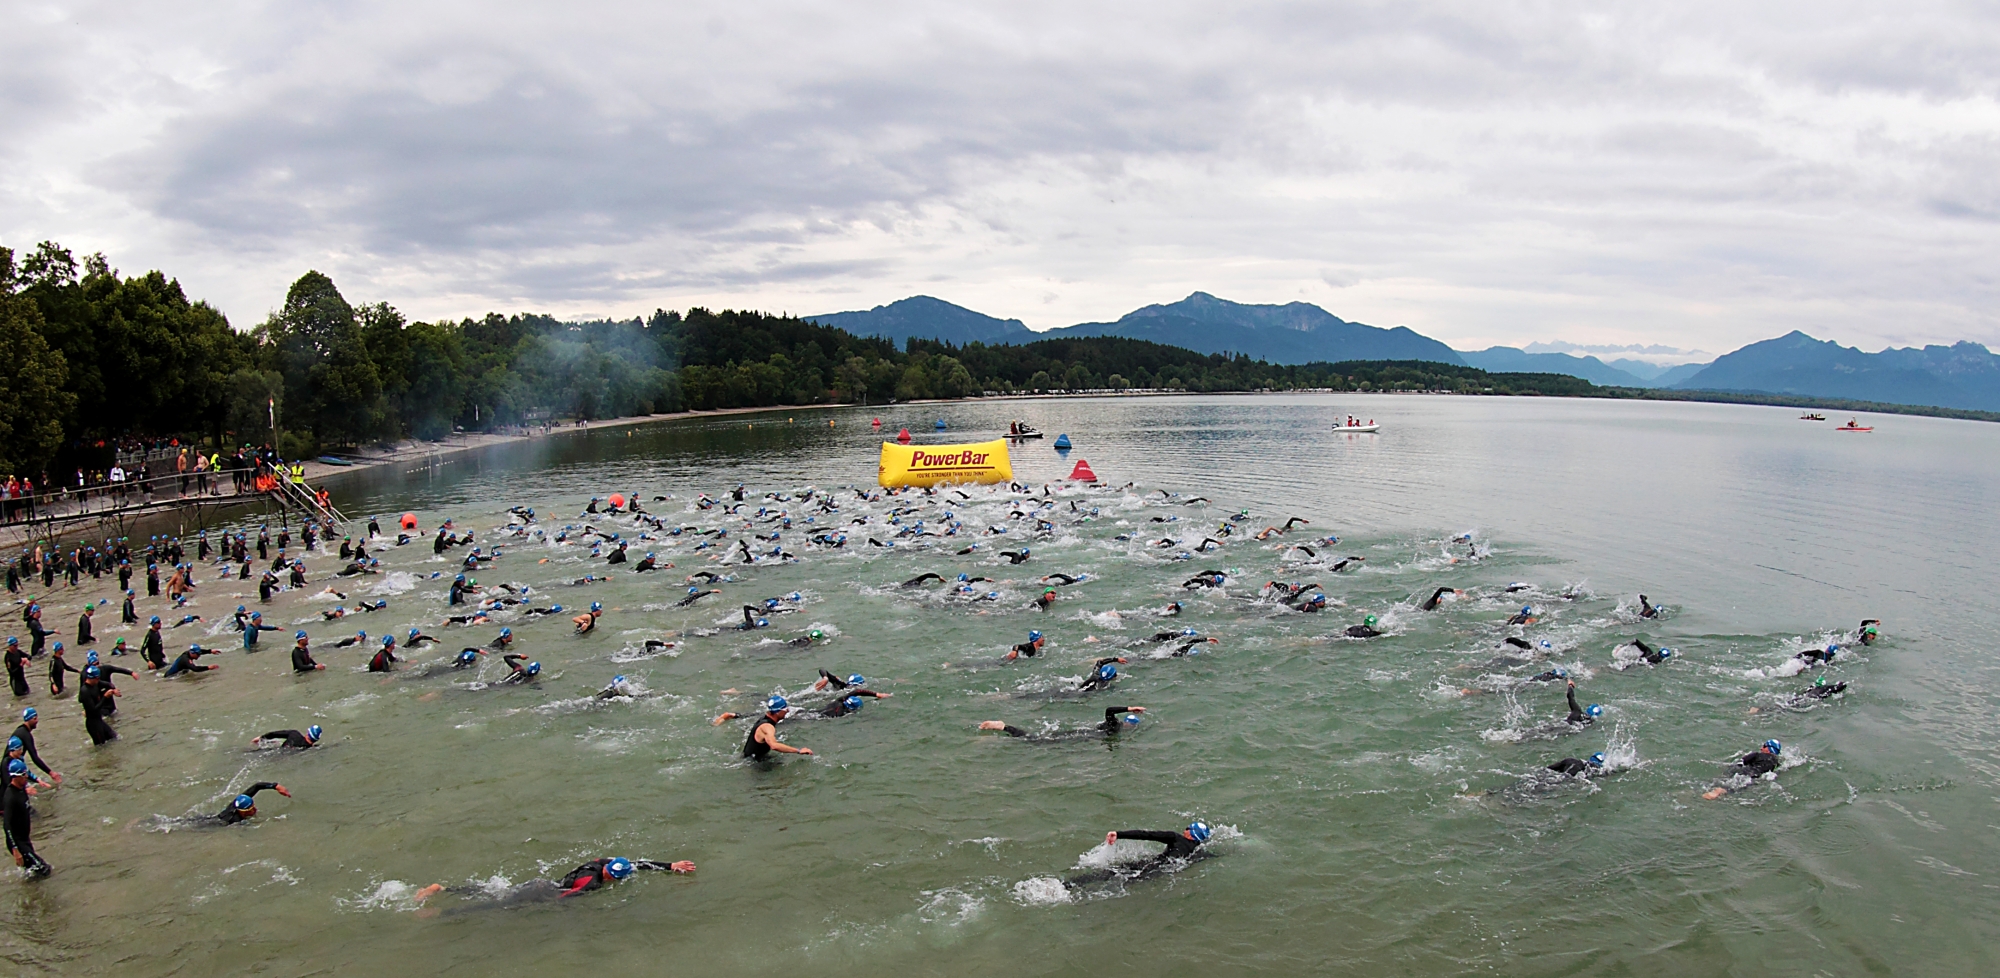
[255, 271, 385, 449]
[223, 369, 284, 445]
[0, 248, 75, 474]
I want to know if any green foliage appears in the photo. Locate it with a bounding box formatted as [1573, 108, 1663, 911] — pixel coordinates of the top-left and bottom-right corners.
[0, 248, 76, 474]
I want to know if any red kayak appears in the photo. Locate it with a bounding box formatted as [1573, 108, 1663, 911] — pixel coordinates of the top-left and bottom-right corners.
[1837, 425, 1872, 432]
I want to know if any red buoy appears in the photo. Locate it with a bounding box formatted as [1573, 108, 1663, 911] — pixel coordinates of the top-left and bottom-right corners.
[1068, 459, 1098, 482]
[400, 513, 418, 530]
[872, 418, 883, 427]
[896, 428, 912, 443]
[608, 493, 626, 509]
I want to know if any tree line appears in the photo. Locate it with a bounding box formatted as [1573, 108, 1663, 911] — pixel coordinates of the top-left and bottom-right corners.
[0, 241, 1626, 476]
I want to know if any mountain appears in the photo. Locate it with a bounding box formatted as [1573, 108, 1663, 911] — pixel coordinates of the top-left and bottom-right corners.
[1607, 358, 1670, 381]
[1045, 292, 1464, 365]
[1458, 347, 1649, 386]
[1673, 331, 2000, 411]
[805, 296, 1032, 347]
[1649, 361, 1710, 387]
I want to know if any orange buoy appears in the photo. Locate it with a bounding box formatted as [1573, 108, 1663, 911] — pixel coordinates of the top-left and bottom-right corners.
[1068, 459, 1098, 482]
[896, 428, 912, 443]
[400, 513, 418, 530]
[608, 493, 626, 509]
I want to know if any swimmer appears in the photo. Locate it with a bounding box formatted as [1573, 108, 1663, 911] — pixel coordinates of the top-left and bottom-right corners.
[451, 648, 485, 669]
[1160, 601, 1183, 617]
[1793, 643, 1838, 667]
[1170, 637, 1218, 657]
[1344, 615, 1384, 639]
[784, 630, 825, 649]
[593, 675, 645, 700]
[1505, 605, 1536, 626]
[356, 600, 387, 613]
[1329, 556, 1365, 573]
[1562, 679, 1602, 727]
[1525, 667, 1568, 683]
[900, 573, 945, 588]
[568, 574, 609, 587]
[1420, 587, 1462, 611]
[1077, 658, 1127, 692]
[632, 553, 661, 573]
[412, 856, 695, 914]
[1857, 619, 1881, 646]
[1041, 573, 1086, 586]
[1703, 740, 1784, 799]
[1546, 752, 1608, 777]
[715, 696, 813, 759]
[1626, 639, 1674, 665]
[162, 645, 220, 678]
[211, 782, 292, 824]
[675, 588, 720, 608]
[1035, 588, 1058, 612]
[4, 759, 51, 877]
[1004, 631, 1047, 660]
[979, 706, 1145, 741]
[999, 551, 1032, 565]
[250, 726, 322, 750]
[498, 654, 540, 684]
[290, 633, 325, 672]
[1638, 594, 1662, 619]
[405, 628, 440, 648]
[333, 631, 368, 648]
[8, 710, 59, 784]
[1791, 676, 1848, 702]
[573, 603, 602, 634]
[368, 636, 400, 672]
[1066, 822, 1214, 888]
[686, 571, 732, 584]
[1182, 571, 1226, 589]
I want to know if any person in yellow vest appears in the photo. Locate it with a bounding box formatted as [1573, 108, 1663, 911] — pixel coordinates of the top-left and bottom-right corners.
[289, 463, 305, 486]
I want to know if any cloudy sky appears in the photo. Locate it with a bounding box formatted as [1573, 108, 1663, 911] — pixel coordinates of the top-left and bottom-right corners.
[5, 1, 1999, 357]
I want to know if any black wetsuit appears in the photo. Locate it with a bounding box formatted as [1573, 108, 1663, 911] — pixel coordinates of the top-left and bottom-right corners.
[47, 655, 78, 695]
[9, 724, 51, 775]
[215, 782, 283, 824]
[741, 715, 781, 759]
[1729, 751, 1781, 778]
[1345, 624, 1383, 638]
[368, 647, 399, 672]
[1629, 639, 1670, 665]
[675, 590, 719, 608]
[1065, 828, 1207, 886]
[1552, 683, 1588, 725]
[1000, 552, 1031, 565]
[901, 573, 944, 587]
[1799, 681, 1848, 700]
[994, 707, 1140, 741]
[1547, 757, 1594, 776]
[3, 778, 49, 876]
[5, 647, 26, 697]
[1077, 658, 1123, 692]
[257, 730, 316, 749]
[77, 681, 115, 745]
[291, 643, 321, 672]
[817, 690, 887, 717]
[1421, 587, 1455, 611]
[163, 649, 213, 677]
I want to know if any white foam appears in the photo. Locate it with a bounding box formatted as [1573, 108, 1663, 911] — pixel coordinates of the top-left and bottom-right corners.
[369, 571, 420, 596]
[1011, 877, 1074, 905]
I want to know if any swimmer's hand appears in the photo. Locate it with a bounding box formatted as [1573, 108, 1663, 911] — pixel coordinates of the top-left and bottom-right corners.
[978, 721, 1006, 731]
[1105, 831, 1118, 846]
[669, 861, 696, 873]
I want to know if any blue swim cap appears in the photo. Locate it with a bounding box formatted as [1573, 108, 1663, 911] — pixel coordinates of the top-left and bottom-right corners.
[1122, 714, 1142, 725]
[1553, 667, 1568, 678]
[21, 708, 35, 722]
[237, 605, 247, 613]
[295, 630, 308, 640]
[1586, 704, 1603, 718]
[766, 694, 789, 713]
[85, 650, 98, 665]
[647, 552, 655, 559]
[605, 857, 634, 880]
[1097, 664, 1118, 680]
[457, 649, 478, 664]
[1588, 752, 1606, 767]
[1659, 648, 1674, 659]
[526, 661, 541, 676]
[687, 586, 699, 594]
[500, 628, 512, 638]
[842, 674, 865, 688]
[550, 605, 563, 613]
[1538, 639, 1553, 650]
[408, 628, 421, 640]
[590, 602, 601, 612]
[251, 612, 262, 620]
[1521, 605, 1532, 615]
[6, 759, 25, 777]
[1029, 630, 1042, 642]
[232, 794, 255, 811]
[1764, 739, 1783, 755]
[306, 725, 322, 743]
[1187, 821, 1213, 843]
[150, 616, 161, 624]
[83, 665, 100, 678]
[843, 695, 863, 712]
[6, 736, 19, 751]
[957, 573, 969, 581]
[382, 635, 395, 646]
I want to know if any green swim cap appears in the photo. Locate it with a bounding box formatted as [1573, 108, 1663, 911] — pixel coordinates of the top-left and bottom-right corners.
[809, 629, 824, 640]
[1364, 615, 1378, 626]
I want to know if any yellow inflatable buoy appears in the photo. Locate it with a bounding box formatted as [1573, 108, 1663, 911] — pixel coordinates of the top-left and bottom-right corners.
[878, 438, 1014, 488]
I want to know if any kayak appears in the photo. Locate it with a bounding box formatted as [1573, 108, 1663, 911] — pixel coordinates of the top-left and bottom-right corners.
[316, 456, 356, 466]
[1333, 425, 1381, 433]
[1837, 426, 1873, 432]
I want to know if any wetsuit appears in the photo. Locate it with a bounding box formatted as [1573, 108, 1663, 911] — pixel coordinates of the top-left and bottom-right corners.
[675, 589, 719, 608]
[901, 573, 944, 587]
[1548, 757, 1594, 776]
[1799, 681, 1848, 700]
[1078, 658, 1123, 692]
[368, 647, 399, 672]
[1420, 587, 1455, 611]
[742, 715, 782, 759]
[1035, 591, 1057, 611]
[3, 777, 49, 876]
[817, 690, 887, 717]
[1064, 828, 1207, 887]
[291, 643, 321, 672]
[1000, 552, 1031, 564]
[1043, 574, 1081, 585]
[5, 646, 27, 697]
[1009, 640, 1042, 659]
[47, 654, 78, 695]
[993, 707, 1140, 741]
[256, 730, 317, 749]
[139, 628, 166, 669]
[1630, 640, 1670, 664]
[9, 724, 51, 775]
[1344, 624, 1383, 638]
[77, 680, 116, 745]
[163, 649, 215, 677]
[214, 782, 283, 824]
[1729, 751, 1781, 778]
[1564, 685, 1593, 726]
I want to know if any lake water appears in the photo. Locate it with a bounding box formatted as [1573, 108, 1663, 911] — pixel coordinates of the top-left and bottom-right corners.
[6, 393, 1998, 977]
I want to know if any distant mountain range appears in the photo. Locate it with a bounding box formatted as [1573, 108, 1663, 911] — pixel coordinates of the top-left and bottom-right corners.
[809, 295, 1996, 411]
